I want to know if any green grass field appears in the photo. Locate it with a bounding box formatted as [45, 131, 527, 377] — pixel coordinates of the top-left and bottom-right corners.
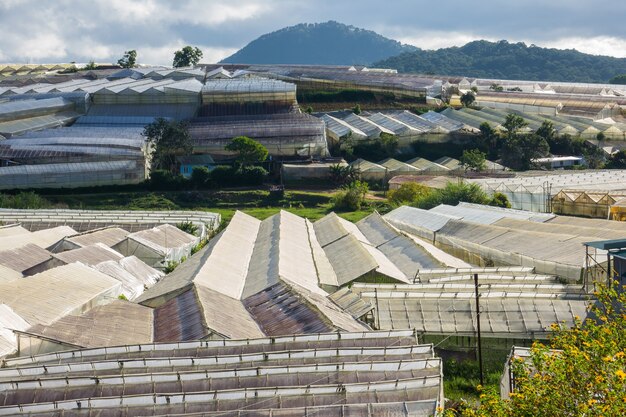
[44, 189, 390, 224]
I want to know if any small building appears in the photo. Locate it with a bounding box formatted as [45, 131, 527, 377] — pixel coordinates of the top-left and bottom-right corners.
[176, 154, 216, 178]
[532, 156, 584, 169]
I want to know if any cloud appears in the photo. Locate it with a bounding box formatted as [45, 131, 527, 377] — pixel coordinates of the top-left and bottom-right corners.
[0, 0, 623, 65]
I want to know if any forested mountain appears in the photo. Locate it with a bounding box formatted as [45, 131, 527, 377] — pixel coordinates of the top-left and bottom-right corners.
[374, 40, 626, 83]
[221, 21, 417, 65]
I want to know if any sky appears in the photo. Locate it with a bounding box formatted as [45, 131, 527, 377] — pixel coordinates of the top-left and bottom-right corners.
[1, 0, 625, 65]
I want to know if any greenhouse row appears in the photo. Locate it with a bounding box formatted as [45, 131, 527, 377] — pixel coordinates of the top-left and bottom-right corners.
[471, 170, 626, 211]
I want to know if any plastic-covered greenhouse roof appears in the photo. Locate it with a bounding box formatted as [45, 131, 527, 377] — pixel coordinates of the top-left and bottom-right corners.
[0, 262, 121, 326]
[367, 112, 421, 136]
[433, 156, 462, 170]
[429, 203, 554, 225]
[0, 144, 143, 160]
[339, 113, 394, 138]
[355, 284, 590, 338]
[382, 110, 442, 133]
[379, 157, 421, 173]
[85, 103, 198, 120]
[0, 330, 442, 417]
[0, 111, 80, 137]
[350, 158, 387, 172]
[0, 160, 145, 190]
[420, 111, 466, 131]
[384, 206, 458, 234]
[405, 157, 450, 171]
[319, 113, 368, 139]
[472, 170, 626, 193]
[202, 78, 296, 94]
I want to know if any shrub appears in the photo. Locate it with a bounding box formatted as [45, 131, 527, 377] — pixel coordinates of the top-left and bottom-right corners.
[176, 221, 198, 236]
[147, 170, 185, 191]
[489, 192, 511, 208]
[210, 165, 267, 187]
[128, 193, 178, 210]
[0, 191, 50, 209]
[411, 181, 490, 210]
[190, 166, 212, 189]
[332, 180, 369, 211]
[388, 183, 432, 205]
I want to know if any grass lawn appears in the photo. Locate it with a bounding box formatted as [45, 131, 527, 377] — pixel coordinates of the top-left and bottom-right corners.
[45, 189, 390, 224]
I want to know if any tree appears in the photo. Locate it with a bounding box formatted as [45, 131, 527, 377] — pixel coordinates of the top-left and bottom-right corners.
[173, 46, 203, 68]
[502, 114, 528, 139]
[329, 164, 360, 186]
[606, 150, 626, 169]
[380, 132, 398, 157]
[536, 120, 557, 144]
[456, 282, 626, 417]
[460, 92, 476, 107]
[460, 149, 487, 171]
[332, 180, 369, 211]
[477, 122, 501, 160]
[352, 104, 362, 115]
[500, 134, 549, 171]
[117, 50, 137, 68]
[143, 118, 193, 174]
[388, 182, 432, 205]
[489, 192, 511, 208]
[82, 61, 97, 70]
[225, 136, 268, 168]
[609, 74, 626, 84]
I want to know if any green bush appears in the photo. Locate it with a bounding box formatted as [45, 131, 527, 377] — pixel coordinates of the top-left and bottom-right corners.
[0, 191, 51, 209]
[128, 193, 178, 210]
[388, 183, 432, 205]
[332, 180, 369, 211]
[210, 165, 268, 187]
[147, 170, 186, 191]
[190, 166, 212, 189]
[411, 181, 490, 210]
[176, 221, 199, 236]
[489, 192, 511, 208]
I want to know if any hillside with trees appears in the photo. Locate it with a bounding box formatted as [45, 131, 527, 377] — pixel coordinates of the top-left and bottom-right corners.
[221, 21, 417, 65]
[374, 40, 626, 83]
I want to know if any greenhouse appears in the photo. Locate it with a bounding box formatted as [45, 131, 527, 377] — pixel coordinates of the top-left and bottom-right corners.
[200, 79, 297, 116]
[189, 113, 328, 157]
[0, 160, 146, 190]
[471, 170, 626, 212]
[339, 112, 394, 139]
[319, 113, 368, 142]
[0, 330, 443, 417]
[379, 157, 421, 174]
[406, 157, 451, 173]
[0, 208, 220, 233]
[552, 190, 626, 219]
[350, 281, 590, 340]
[349, 158, 388, 181]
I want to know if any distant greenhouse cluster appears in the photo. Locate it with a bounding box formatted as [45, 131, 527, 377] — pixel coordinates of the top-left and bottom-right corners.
[0, 63, 625, 189]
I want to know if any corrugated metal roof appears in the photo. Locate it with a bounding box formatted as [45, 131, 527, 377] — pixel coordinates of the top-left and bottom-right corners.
[384, 206, 458, 234]
[153, 287, 207, 343]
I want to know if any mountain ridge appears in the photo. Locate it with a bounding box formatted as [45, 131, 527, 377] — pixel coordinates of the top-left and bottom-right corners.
[221, 22, 626, 83]
[221, 21, 418, 66]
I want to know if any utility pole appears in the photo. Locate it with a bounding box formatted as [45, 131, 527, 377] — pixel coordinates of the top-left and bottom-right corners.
[474, 273, 484, 385]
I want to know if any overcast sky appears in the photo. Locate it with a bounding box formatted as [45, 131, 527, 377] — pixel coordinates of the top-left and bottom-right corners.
[1, 0, 625, 65]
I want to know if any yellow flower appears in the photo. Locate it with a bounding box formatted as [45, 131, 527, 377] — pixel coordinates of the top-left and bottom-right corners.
[603, 355, 613, 362]
[616, 351, 625, 358]
[616, 369, 626, 380]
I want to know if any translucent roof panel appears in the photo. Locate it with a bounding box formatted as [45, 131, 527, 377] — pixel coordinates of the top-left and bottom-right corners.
[420, 111, 466, 131]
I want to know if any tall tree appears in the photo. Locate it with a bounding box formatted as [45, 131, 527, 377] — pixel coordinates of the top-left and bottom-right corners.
[173, 46, 203, 68]
[143, 118, 193, 174]
[225, 136, 268, 168]
[503, 114, 528, 139]
[500, 134, 549, 171]
[460, 149, 487, 171]
[460, 91, 476, 107]
[117, 50, 137, 68]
